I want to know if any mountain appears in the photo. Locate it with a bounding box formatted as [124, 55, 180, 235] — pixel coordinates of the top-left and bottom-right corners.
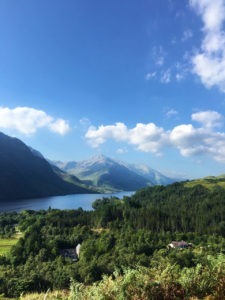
[126, 163, 175, 185]
[0, 132, 94, 201]
[53, 154, 153, 191]
[53, 154, 174, 192]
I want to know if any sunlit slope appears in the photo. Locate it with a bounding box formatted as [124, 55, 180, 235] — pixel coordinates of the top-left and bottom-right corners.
[184, 175, 225, 189]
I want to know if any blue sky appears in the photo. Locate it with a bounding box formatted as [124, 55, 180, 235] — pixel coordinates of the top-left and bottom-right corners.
[1, 0, 225, 179]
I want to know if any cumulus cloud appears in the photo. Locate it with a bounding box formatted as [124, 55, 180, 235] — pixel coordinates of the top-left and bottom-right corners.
[85, 122, 128, 148]
[129, 123, 169, 154]
[170, 124, 225, 162]
[190, 0, 225, 92]
[85, 110, 225, 163]
[49, 118, 71, 135]
[0, 106, 71, 135]
[191, 110, 223, 128]
[85, 122, 168, 155]
[170, 124, 210, 156]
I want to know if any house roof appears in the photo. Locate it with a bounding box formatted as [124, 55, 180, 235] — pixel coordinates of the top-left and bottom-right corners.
[169, 241, 189, 247]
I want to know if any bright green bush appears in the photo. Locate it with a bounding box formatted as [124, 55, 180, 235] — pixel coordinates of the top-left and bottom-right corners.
[69, 254, 225, 300]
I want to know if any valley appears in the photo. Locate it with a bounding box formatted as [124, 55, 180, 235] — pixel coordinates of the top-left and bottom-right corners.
[0, 132, 176, 203]
[1, 132, 225, 299]
[2, 0, 225, 298]
[1, 177, 225, 298]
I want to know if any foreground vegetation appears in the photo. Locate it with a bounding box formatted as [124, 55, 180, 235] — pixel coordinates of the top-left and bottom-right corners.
[15, 254, 225, 299]
[2, 177, 225, 298]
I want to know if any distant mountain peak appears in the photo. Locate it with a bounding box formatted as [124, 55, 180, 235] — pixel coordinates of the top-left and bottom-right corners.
[52, 154, 177, 192]
[80, 154, 115, 167]
[90, 153, 109, 162]
[92, 153, 107, 160]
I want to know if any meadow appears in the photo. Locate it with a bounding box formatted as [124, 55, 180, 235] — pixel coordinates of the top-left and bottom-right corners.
[0, 238, 19, 256]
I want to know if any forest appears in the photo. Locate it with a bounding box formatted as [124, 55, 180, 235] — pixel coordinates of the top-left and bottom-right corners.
[2, 178, 225, 299]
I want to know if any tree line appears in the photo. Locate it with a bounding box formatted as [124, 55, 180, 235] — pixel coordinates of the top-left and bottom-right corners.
[1, 180, 225, 297]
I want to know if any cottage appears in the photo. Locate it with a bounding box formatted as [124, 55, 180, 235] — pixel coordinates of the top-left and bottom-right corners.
[60, 243, 81, 262]
[167, 240, 192, 249]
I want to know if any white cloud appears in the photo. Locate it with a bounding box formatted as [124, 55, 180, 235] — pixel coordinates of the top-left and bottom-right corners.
[152, 46, 166, 66]
[190, 0, 225, 31]
[85, 122, 128, 148]
[170, 124, 225, 162]
[170, 124, 209, 156]
[176, 73, 184, 81]
[79, 117, 92, 128]
[190, 0, 225, 92]
[145, 72, 157, 80]
[49, 118, 71, 135]
[166, 109, 179, 117]
[175, 61, 189, 81]
[182, 29, 193, 41]
[117, 148, 128, 154]
[0, 106, 71, 135]
[191, 110, 223, 128]
[128, 123, 169, 154]
[85, 122, 168, 154]
[161, 69, 171, 83]
[85, 110, 225, 163]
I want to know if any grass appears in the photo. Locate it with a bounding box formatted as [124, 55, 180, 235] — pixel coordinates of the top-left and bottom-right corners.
[0, 290, 69, 300]
[184, 177, 225, 190]
[19, 290, 69, 300]
[0, 238, 18, 255]
[91, 227, 109, 234]
[0, 231, 22, 256]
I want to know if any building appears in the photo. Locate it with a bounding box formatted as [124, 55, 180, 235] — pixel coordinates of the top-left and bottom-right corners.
[167, 241, 193, 249]
[60, 243, 81, 262]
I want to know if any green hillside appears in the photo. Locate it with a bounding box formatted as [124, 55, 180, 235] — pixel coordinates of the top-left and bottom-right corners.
[2, 179, 225, 298]
[184, 175, 225, 189]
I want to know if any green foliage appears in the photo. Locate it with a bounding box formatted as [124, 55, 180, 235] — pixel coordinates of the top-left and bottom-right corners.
[68, 254, 225, 300]
[3, 180, 225, 297]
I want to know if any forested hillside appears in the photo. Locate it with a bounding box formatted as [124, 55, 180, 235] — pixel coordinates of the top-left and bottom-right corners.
[1, 178, 225, 298]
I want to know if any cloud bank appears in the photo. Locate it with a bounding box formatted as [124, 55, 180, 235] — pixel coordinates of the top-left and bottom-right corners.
[0, 106, 71, 135]
[85, 110, 225, 163]
[190, 0, 225, 92]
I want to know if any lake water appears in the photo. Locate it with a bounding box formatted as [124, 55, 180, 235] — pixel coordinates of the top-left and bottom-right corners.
[0, 191, 134, 212]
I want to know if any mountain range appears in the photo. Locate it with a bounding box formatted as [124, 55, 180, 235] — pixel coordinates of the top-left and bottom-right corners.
[0, 131, 178, 201]
[52, 154, 175, 192]
[0, 132, 95, 201]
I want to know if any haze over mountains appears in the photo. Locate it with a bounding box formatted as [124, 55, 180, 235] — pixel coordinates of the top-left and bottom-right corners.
[53, 154, 175, 192]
